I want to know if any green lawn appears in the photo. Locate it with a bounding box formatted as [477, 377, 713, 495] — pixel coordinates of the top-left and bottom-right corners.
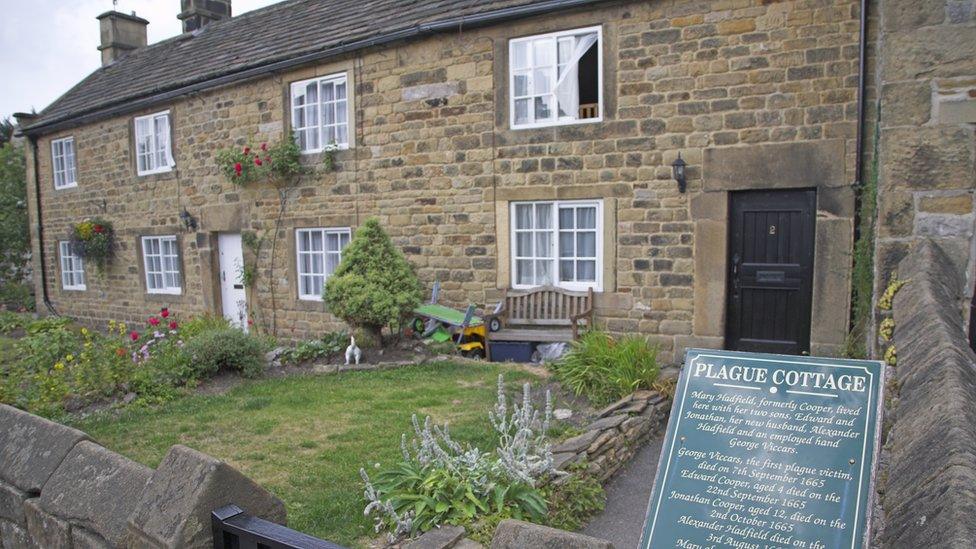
[69, 362, 540, 547]
[0, 336, 15, 366]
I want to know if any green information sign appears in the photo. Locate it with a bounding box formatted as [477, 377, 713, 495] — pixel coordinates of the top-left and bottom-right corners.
[639, 349, 885, 549]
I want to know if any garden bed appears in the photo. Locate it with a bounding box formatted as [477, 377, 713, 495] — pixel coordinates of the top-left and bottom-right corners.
[67, 361, 582, 547]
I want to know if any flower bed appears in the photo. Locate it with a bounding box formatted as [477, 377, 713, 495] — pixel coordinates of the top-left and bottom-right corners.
[0, 308, 270, 417]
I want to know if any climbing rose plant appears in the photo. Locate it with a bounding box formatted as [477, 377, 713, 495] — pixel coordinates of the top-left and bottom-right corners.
[215, 134, 305, 188]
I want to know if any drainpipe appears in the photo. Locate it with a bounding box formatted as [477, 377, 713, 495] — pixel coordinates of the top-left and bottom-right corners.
[854, 0, 868, 191]
[26, 135, 57, 315]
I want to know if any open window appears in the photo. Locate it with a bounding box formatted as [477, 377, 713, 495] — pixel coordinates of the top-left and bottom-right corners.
[509, 26, 602, 129]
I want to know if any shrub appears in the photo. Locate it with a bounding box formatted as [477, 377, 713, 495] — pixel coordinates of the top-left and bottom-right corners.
[0, 281, 33, 311]
[361, 376, 554, 543]
[0, 311, 27, 334]
[542, 464, 606, 532]
[550, 331, 660, 406]
[280, 331, 347, 365]
[324, 218, 423, 341]
[181, 328, 267, 378]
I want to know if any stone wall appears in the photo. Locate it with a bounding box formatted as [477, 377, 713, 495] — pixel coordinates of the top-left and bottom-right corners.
[551, 389, 671, 482]
[877, 239, 976, 548]
[873, 0, 976, 349]
[26, 0, 864, 361]
[0, 404, 285, 548]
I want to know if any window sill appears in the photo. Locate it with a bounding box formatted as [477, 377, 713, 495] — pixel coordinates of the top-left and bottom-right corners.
[510, 116, 603, 131]
[137, 166, 175, 177]
[61, 286, 86, 292]
[54, 182, 79, 191]
[511, 283, 602, 293]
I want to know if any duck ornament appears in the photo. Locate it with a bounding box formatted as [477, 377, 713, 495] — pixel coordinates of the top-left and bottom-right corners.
[345, 336, 363, 365]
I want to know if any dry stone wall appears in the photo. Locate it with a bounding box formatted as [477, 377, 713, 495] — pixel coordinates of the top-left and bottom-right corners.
[877, 239, 976, 548]
[0, 404, 285, 549]
[552, 389, 671, 482]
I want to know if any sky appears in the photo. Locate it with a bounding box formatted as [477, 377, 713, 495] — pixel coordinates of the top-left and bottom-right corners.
[0, 0, 280, 123]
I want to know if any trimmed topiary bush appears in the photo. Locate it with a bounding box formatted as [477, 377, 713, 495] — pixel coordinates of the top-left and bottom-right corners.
[323, 218, 423, 340]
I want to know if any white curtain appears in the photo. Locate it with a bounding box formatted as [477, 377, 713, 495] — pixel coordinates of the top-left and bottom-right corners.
[554, 33, 598, 119]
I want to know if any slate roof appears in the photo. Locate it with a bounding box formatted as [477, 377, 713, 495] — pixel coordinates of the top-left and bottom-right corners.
[25, 0, 602, 133]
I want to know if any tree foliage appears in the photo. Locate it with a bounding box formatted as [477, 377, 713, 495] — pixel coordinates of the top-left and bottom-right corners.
[324, 218, 423, 339]
[0, 142, 29, 282]
[0, 118, 14, 146]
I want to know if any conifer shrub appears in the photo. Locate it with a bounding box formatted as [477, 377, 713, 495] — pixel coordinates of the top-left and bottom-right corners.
[324, 218, 423, 340]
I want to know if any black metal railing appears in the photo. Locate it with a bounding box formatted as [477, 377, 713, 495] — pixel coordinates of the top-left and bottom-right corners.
[212, 505, 347, 549]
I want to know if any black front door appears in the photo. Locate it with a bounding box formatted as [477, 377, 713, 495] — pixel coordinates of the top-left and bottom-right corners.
[726, 189, 816, 355]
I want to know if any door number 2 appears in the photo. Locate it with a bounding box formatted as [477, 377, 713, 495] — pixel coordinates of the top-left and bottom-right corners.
[768, 225, 777, 235]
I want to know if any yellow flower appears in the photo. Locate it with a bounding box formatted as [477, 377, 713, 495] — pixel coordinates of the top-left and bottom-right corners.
[65, 354, 75, 362]
[81, 327, 89, 336]
[54, 362, 65, 371]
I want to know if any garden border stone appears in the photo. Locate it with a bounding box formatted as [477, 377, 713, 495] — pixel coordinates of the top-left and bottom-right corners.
[24, 497, 72, 549]
[0, 482, 28, 526]
[490, 519, 614, 549]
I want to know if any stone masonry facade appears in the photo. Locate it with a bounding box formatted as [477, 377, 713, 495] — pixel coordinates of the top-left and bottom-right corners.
[25, 0, 866, 362]
[872, 0, 976, 346]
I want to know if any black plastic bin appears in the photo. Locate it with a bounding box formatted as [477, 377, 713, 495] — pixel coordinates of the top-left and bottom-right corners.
[489, 341, 535, 362]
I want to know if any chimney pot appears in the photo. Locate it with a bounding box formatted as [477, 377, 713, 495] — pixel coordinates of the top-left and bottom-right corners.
[178, 0, 232, 33]
[96, 11, 149, 66]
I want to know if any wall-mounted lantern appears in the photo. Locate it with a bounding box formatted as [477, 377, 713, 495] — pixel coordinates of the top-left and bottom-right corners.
[672, 152, 687, 194]
[179, 208, 198, 231]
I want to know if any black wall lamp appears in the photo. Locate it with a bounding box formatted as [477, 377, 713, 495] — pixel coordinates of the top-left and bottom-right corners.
[179, 208, 198, 231]
[672, 152, 687, 194]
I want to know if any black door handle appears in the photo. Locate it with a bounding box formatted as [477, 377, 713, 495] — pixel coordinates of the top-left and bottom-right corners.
[731, 253, 741, 298]
[233, 284, 244, 290]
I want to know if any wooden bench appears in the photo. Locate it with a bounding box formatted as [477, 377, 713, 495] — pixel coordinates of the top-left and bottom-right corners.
[485, 286, 594, 349]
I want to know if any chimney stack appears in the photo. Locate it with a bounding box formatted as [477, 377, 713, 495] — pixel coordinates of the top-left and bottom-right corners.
[178, 0, 232, 33]
[97, 11, 149, 66]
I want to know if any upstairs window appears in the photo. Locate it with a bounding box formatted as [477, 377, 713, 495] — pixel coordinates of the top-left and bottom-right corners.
[509, 26, 602, 129]
[291, 74, 349, 153]
[134, 111, 174, 176]
[511, 200, 602, 291]
[51, 137, 77, 189]
[296, 228, 351, 301]
[59, 241, 85, 290]
[142, 235, 181, 294]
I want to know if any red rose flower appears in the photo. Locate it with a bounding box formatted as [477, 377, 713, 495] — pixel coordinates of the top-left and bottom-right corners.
[148, 317, 160, 327]
[260, 143, 268, 151]
[93, 225, 105, 233]
[130, 331, 139, 341]
[254, 157, 263, 166]
[169, 321, 178, 330]
[234, 162, 243, 174]
[160, 308, 169, 318]
[243, 146, 251, 155]
[247, 319, 254, 326]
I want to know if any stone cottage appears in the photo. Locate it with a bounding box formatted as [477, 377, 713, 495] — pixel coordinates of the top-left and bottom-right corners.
[14, 0, 975, 362]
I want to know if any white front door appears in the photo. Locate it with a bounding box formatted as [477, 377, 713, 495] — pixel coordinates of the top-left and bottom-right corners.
[218, 232, 248, 331]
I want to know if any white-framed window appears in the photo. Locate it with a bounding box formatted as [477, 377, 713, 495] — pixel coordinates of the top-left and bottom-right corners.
[296, 228, 351, 301]
[58, 241, 85, 291]
[51, 137, 77, 189]
[511, 200, 602, 291]
[290, 73, 349, 153]
[141, 235, 181, 294]
[134, 110, 174, 176]
[509, 26, 602, 129]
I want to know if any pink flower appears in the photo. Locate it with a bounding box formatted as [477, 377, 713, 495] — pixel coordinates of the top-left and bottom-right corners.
[130, 331, 139, 341]
[254, 157, 263, 166]
[234, 162, 243, 174]
[247, 319, 254, 326]
[148, 317, 160, 327]
[243, 146, 251, 155]
[260, 143, 268, 151]
[169, 321, 178, 330]
[160, 308, 169, 318]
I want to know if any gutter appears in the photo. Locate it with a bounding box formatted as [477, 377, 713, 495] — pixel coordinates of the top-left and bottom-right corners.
[22, 0, 605, 136]
[854, 0, 867, 191]
[26, 136, 58, 315]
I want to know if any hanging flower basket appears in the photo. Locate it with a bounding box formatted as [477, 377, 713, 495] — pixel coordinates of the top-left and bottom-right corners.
[70, 217, 115, 268]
